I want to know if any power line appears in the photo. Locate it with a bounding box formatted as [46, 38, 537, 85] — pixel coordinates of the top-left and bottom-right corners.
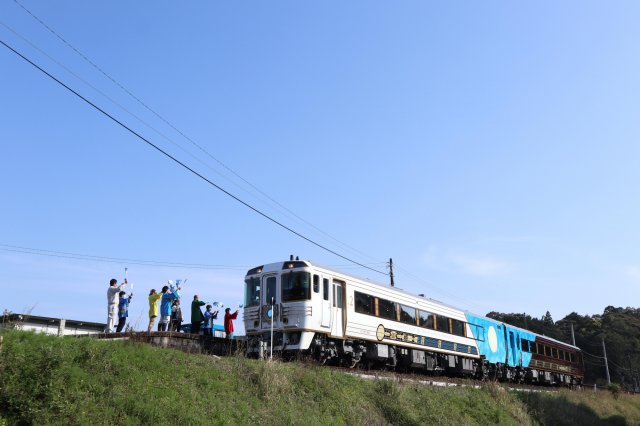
[0, 20, 277, 206]
[0, 38, 388, 276]
[582, 350, 606, 360]
[10, 0, 384, 266]
[0, 244, 250, 270]
[392, 264, 491, 311]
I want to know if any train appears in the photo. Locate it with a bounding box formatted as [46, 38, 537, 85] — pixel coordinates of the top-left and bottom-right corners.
[242, 257, 584, 386]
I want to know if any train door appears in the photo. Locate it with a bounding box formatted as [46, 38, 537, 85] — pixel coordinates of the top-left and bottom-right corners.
[330, 280, 344, 337]
[321, 277, 331, 328]
[261, 275, 277, 330]
[509, 331, 517, 366]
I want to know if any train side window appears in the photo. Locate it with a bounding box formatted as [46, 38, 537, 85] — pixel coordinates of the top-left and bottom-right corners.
[354, 291, 374, 315]
[378, 298, 396, 320]
[468, 324, 484, 341]
[399, 304, 417, 325]
[323, 279, 329, 301]
[545, 346, 551, 357]
[520, 338, 528, 352]
[570, 353, 576, 363]
[333, 283, 343, 308]
[451, 319, 465, 337]
[418, 311, 435, 329]
[436, 315, 450, 333]
[552, 348, 558, 358]
[313, 275, 320, 293]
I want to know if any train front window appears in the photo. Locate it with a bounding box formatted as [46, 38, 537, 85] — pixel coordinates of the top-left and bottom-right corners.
[265, 276, 276, 305]
[244, 277, 260, 307]
[281, 272, 311, 301]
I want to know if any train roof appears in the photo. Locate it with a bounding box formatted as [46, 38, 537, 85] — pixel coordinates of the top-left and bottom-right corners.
[248, 259, 582, 351]
[252, 259, 463, 308]
[494, 320, 581, 350]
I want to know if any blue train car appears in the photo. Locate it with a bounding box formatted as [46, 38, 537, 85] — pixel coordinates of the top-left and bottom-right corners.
[465, 312, 581, 385]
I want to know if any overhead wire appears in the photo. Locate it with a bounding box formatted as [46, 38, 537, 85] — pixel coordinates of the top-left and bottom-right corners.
[10, 0, 384, 267]
[0, 38, 388, 276]
[0, 244, 250, 270]
[0, 20, 281, 206]
[391, 263, 493, 311]
[582, 350, 606, 360]
[8, 3, 509, 305]
[0, 18, 351, 257]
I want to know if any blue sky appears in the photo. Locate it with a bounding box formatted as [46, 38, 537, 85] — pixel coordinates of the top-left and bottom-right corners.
[2, 1, 640, 333]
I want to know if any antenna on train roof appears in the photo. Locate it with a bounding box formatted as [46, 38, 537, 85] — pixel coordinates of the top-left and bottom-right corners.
[388, 258, 395, 287]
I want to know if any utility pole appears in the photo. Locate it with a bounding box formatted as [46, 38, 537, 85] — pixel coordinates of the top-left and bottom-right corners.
[389, 258, 395, 287]
[557, 319, 576, 346]
[570, 322, 576, 346]
[523, 312, 528, 329]
[602, 336, 611, 385]
[270, 297, 275, 361]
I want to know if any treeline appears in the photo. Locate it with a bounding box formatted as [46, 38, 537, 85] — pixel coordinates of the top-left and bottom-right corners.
[487, 306, 640, 391]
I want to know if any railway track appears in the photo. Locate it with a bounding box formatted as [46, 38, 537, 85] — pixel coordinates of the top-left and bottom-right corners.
[295, 357, 568, 393]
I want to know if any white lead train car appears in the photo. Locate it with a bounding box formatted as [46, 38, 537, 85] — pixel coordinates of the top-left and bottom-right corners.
[243, 257, 481, 374]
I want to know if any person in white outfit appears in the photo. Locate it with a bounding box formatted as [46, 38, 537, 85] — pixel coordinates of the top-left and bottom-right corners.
[106, 278, 127, 332]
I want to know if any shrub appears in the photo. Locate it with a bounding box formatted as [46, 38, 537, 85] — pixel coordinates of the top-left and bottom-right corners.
[607, 383, 622, 399]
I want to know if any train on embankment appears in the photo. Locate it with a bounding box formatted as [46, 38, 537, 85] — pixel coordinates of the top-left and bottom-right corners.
[243, 257, 584, 386]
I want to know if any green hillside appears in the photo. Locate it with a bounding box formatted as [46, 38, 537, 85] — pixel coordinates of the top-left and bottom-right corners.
[0, 331, 638, 425]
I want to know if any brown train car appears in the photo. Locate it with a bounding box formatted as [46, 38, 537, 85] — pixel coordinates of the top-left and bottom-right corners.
[525, 336, 585, 385]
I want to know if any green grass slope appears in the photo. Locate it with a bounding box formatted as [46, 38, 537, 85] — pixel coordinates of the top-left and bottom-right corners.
[0, 331, 637, 425]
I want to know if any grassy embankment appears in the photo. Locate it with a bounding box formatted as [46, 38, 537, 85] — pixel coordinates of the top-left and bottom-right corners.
[0, 330, 638, 425]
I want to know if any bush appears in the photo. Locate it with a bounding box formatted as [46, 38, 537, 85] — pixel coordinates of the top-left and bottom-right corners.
[607, 383, 622, 399]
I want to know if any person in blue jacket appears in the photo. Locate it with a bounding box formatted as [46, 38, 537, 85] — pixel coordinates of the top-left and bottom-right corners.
[158, 281, 180, 331]
[202, 304, 218, 337]
[116, 291, 133, 333]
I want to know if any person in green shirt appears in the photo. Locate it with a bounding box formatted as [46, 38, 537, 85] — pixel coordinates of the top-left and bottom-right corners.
[191, 295, 206, 334]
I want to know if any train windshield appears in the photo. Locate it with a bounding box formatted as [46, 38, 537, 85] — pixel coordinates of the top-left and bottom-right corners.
[244, 277, 261, 307]
[281, 271, 311, 301]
